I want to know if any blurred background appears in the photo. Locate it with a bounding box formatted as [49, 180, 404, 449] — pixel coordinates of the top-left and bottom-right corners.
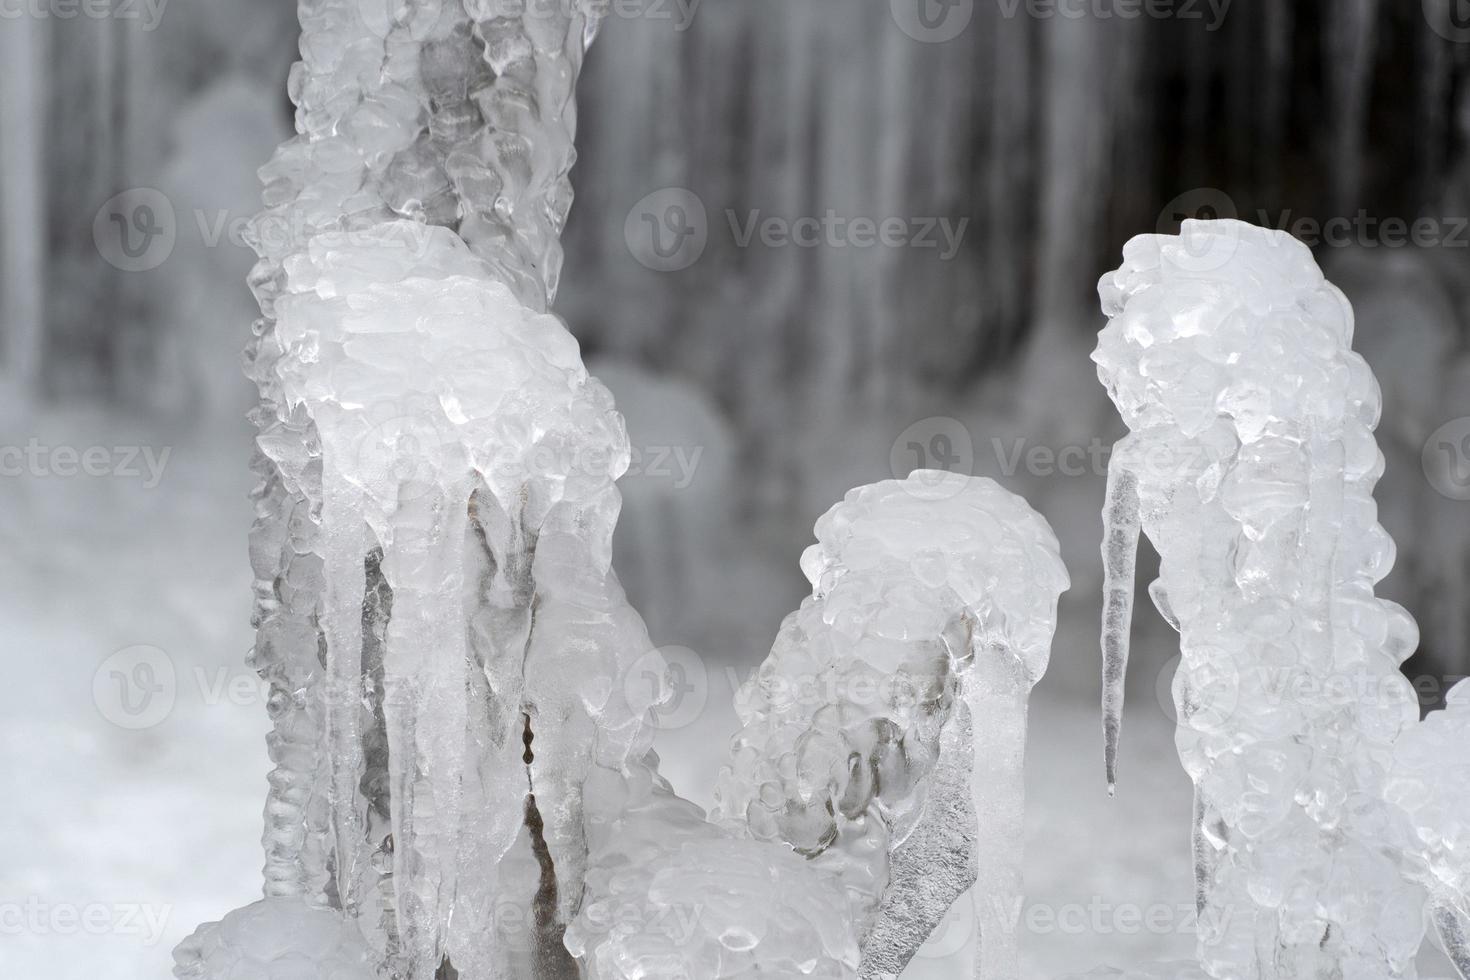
[2, 1, 1469, 977]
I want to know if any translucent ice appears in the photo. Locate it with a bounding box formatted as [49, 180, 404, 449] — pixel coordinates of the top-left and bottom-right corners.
[716, 472, 1069, 979]
[1094, 220, 1429, 978]
[200, 1, 648, 977]
[259, 220, 659, 978]
[567, 473, 1066, 980]
[173, 897, 377, 980]
[1386, 680, 1470, 978]
[566, 759, 864, 979]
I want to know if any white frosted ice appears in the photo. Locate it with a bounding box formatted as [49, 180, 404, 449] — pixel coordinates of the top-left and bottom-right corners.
[1387, 680, 1470, 977]
[193, 1, 658, 978]
[173, 897, 378, 980]
[567, 758, 864, 979]
[568, 473, 1067, 980]
[258, 219, 658, 978]
[715, 472, 1069, 979]
[1094, 219, 1430, 978]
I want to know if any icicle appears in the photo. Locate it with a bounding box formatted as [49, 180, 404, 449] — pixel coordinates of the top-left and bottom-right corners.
[1100, 447, 1140, 795]
[967, 635, 1031, 980]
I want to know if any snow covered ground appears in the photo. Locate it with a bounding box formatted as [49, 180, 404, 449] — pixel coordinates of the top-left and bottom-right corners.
[1, 403, 1458, 979]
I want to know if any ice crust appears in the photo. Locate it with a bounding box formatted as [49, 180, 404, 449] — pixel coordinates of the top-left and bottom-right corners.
[1094, 220, 1433, 978]
[1387, 680, 1470, 976]
[566, 759, 865, 979]
[182, 1, 1079, 976]
[204, 0, 664, 977]
[262, 221, 658, 978]
[173, 897, 378, 980]
[565, 473, 1067, 979]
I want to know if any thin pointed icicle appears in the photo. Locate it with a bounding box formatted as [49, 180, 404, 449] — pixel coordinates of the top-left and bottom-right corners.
[1100, 449, 1140, 795]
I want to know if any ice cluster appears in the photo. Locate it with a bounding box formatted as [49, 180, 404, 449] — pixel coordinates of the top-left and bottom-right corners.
[173, 897, 378, 980]
[567, 760, 864, 979]
[1094, 220, 1432, 978]
[567, 473, 1068, 979]
[261, 220, 659, 978]
[720, 473, 1068, 978]
[1387, 680, 1470, 975]
[187, 0, 1072, 977]
[212, 0, 669, 977]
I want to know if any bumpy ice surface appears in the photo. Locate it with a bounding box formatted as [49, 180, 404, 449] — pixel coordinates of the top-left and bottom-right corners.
[567, 473, 1066, 979]
[173, 897, 377, 980]
[1094, 220, 1430, 978]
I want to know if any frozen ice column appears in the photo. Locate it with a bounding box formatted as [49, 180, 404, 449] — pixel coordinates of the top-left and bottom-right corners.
[230, 1, 611, 978]
[1094, 220, 1427, 978]
[715, 472, 1070, 980]
[263, 222, 661, 980]
[248, 0, 602, 913]
[1386, 679, 1470, 978]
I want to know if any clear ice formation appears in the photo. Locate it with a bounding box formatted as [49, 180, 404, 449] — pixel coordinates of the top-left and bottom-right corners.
[264, 221, 660, 978]
[174, 897, 379, 980]
[566, 758, 865, 978]
[186, 0, 669, 977]
[566, 473, 1068, 979]
[1386, 680, 1470, 977]
[183, 1, 1075, 977]
[1094, 219, 1432, 978]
